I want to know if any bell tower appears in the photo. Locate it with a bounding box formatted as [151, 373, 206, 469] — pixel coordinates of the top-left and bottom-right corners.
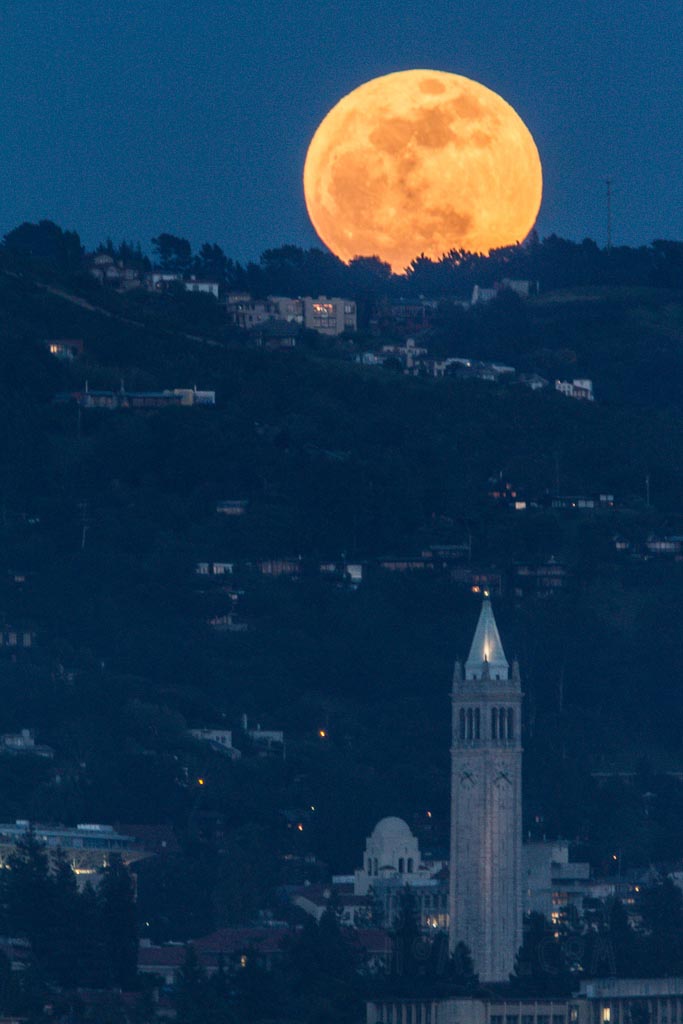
[448, 597, 522, 982]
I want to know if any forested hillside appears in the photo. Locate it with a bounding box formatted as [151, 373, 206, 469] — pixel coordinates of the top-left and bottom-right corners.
[1, 233, 683, 938]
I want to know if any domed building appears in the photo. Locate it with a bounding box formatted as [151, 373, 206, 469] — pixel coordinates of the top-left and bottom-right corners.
[354, 817, 448, 930]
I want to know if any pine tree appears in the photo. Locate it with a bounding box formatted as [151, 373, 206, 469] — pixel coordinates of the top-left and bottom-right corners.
[44, 847, 81, 987]
[5, 826, 53, 961]
[99, 854, 138, 988]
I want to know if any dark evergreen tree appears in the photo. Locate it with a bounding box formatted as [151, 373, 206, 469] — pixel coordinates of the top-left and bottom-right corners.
[5, 827, 53, 961]
[3, 219, 83, 272]
[511, 913, 574, 996]
[390, 887, 427, 985]
[283, 898, 364, 1023]
[640, 878, 683, 976]
[99, 855, 138, 988]
[151, 233, 192, 274]
[44, 847, 81, 988]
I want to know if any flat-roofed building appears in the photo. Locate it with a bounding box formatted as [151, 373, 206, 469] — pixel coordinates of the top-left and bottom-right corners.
[303, 296, 356, 335]
[0, 820, 149, 881]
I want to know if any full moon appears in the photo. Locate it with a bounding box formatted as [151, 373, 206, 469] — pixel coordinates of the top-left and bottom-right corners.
[303, 70, 543, 272]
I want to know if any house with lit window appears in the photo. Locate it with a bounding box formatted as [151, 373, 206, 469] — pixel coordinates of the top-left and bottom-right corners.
[302, 296, 357, 335]
[43, 338, 84, 360]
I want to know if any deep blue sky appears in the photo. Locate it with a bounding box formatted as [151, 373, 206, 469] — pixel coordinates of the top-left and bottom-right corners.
[1, 0, 681, 263]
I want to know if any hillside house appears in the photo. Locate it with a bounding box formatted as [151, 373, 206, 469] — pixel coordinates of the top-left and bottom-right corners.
[55, 385, 215, 410]
[450, 566, 504, 595]
[0, 729, 54, 758]
[43, 338, 84, 360]
[646, 534, 683, 557]
[147, 271, 183, 291]
[195, 561, 234, 575]
[380, 338, 428, 372]
[254, 557, 301, 577]
[555, 377, 595, 401]
[516, 372, 548, 390]
[216, 499, 248, 516]
[319, 561, 364, 587]
[189, 729, 241, 759]
[302, 296, 356, 335]
[249, 319, 298, 349]
[242, 716, 285, 757]
[208, 612, 247, 633]
[0, 626, 36, 649]
[513, 557, 568, 597]
[184, 277, 219, 298]
[88, 253, 142, 290]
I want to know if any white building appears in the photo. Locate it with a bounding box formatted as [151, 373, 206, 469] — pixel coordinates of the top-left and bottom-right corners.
[189, 729, 241, 760]
[555, 378, 595, 401]
[523, 841, 591, 923]
[184, 277, 220, 298]
[354, 817, 448, 931]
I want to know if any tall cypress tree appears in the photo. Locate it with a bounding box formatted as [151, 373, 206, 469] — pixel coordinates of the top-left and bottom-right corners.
[5, 826, 53, 961]
[98, 855, 138, 988]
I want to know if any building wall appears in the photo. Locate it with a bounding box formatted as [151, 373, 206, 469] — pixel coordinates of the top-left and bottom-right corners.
[302, 296, 357, 335]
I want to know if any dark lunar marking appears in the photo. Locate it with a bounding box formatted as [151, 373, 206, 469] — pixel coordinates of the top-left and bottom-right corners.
[471, 130, 493, 148]
[419, 78, 446, 94]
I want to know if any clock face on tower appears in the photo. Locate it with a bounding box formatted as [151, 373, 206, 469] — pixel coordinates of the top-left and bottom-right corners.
[493, 763, 513, 788]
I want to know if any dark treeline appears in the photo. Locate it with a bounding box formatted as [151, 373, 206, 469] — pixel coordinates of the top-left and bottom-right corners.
[3, 220, 683, 302]
[0, 829, 138, 1016]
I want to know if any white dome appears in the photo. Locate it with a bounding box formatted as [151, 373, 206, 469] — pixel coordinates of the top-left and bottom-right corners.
[371, 816, 414, 845]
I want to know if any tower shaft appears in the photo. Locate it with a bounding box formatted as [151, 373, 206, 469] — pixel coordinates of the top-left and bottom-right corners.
[449, 602, 523, 982]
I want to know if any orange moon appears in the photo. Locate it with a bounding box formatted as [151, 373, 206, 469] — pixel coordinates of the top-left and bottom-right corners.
[303, 69, 543, 272]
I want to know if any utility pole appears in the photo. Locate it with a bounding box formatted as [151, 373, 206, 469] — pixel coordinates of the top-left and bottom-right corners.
[605, 178, 613, 252]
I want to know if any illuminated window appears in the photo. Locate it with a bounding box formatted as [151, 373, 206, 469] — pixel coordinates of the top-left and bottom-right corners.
[603, 1010, 611, 1023]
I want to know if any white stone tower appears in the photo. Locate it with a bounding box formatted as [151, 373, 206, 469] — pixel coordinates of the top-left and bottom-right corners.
[449, 597, 522, 982]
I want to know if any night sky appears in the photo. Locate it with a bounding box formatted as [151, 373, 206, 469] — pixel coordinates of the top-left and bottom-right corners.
[1, 0, 681, 262]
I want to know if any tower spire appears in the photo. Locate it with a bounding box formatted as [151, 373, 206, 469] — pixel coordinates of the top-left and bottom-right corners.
[465, 596, 509, 680]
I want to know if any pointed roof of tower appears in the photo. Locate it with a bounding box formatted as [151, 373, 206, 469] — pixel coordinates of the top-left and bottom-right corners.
[465, 597, 509, 680]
